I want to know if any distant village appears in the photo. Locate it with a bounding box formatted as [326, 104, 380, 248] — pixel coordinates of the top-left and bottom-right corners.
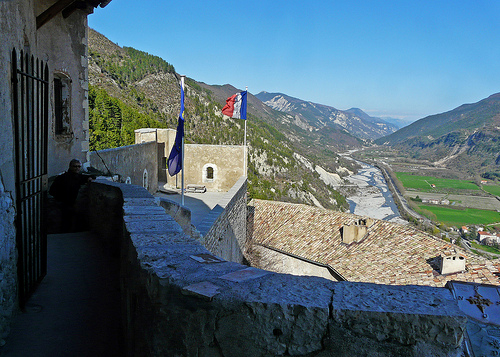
[461, 225, 500, 246]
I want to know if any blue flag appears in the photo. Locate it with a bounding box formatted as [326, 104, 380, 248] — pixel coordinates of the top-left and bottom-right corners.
[167, 81, 185, 176]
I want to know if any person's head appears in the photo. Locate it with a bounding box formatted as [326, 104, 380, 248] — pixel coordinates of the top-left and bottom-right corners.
[68, 159, 82, 174]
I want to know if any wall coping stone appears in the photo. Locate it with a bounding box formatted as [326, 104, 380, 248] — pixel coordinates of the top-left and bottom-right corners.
[197, 176, 247, 237]
[89, 180, 467, 356]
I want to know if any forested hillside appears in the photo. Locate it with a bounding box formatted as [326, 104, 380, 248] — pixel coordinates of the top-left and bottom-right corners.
[88, 29, 355, 210]
[375, 93, 500, 176]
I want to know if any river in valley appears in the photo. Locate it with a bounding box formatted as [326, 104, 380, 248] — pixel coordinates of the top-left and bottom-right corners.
[344, 160, 407, 224]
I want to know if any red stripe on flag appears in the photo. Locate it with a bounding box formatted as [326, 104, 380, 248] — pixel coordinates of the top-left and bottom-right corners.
[222, 94, 237, 117]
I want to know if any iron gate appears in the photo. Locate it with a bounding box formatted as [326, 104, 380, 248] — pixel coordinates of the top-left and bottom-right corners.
[11, 48, 49, 307]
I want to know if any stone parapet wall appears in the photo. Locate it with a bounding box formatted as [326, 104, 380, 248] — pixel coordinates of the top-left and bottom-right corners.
[88, 180, 466, 357]
[89, 142, 158, 194]
[198, 176, 248, 263]
[158, 197, 193, 237]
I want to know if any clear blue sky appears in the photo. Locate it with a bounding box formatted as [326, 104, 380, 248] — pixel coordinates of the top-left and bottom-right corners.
[89, 0, 500, 122]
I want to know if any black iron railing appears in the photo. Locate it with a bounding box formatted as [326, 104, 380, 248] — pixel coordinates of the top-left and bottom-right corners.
[11, 48, 49, 307]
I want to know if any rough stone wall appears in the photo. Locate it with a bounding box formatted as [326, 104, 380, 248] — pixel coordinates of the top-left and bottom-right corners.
[134, 129, 245, 191]
[0, 2, 33, 342]
[135, 128, 177, 186]
[35, 0, 92, 175]
[89, 142, 158, 194]
[184, 144, 245, 192]
[0, 176, 17, 347]
[87, 180, 467, 357]
[158, 197, 193, 237]
[248, 245, 336, 281]
[198, 177, 247, 263]
[0, 0, 36, 194]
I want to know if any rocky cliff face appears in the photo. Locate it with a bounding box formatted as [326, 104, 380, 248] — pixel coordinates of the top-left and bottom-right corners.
[256, 92, 399, 140]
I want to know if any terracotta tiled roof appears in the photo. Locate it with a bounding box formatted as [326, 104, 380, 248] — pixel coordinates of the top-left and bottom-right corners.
[250, 199, 500, 287]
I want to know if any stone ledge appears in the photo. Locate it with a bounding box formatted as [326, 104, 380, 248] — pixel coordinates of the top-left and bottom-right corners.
[89, 180, 467, 357]
[197, 176, 246, 237]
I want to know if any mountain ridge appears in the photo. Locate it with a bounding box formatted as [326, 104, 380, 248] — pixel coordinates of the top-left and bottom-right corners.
[375, 93, 500, 175]
[255, 91, 399, 140]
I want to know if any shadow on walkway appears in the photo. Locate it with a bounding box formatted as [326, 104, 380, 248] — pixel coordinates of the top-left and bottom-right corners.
[1, 232, 123, 357]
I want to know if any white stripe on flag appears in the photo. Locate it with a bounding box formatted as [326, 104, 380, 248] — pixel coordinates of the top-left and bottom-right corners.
[233, 93, 242, 119]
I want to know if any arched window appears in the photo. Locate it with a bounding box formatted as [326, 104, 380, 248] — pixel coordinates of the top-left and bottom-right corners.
[143, 169, 149, 190]
[206, 166, 214, 180]
[53, 72, 71, 135]
[202, 164, 217, 183]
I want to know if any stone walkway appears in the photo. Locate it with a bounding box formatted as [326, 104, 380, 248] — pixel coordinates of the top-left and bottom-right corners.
[1, 232, 123, 357]
[155, 190, 225, 227]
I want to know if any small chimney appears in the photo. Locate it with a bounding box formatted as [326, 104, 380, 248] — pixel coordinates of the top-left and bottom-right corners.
[341, 218, 370, 244]
[439, 250, 466, 275]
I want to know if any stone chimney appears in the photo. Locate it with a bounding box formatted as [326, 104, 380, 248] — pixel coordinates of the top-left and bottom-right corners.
[439, 250, 466, 275]
[341, 218, 372, 244]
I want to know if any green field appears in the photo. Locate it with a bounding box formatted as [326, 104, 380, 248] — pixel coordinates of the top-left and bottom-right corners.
[395, 172, 479, 191]
[471, 241, 500, 255]
[417, 204, 500, 226]
[483, 185, 500, 196]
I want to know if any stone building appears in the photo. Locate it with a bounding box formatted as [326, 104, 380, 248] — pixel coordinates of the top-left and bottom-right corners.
[0, 0, 110, 345]
[135, 128, 246, 192]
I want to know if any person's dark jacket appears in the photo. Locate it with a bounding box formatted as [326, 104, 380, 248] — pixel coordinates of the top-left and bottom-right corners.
[49, 171, 90, 205]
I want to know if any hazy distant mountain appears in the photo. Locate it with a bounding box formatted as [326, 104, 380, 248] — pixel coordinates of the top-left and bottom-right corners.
[377, 117, 415, 130]
[256, 92, 398, 140]
[375, 93, 500, 175]
[345, 108, 415, 130]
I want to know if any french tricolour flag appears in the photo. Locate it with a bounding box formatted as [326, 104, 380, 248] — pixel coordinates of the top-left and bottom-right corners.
[222, 91, 247, 119]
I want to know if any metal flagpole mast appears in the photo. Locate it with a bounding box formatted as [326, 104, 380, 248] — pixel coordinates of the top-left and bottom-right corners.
[180, 75, 185, 206]
[244, 86, 248, 176]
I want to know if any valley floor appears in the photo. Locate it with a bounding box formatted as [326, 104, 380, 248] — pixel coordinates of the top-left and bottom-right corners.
[405, 191, 500, 211]
[344, 161, 407, 225]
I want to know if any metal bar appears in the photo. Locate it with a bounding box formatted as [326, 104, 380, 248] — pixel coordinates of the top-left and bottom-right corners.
[29, 55, 34, 199]
[19, 174, 46, 185]
[41, 63, 49, 278]
[19, 188, 43, 203]
[11, 49, 25, 305]
[15, 69, 49, 84]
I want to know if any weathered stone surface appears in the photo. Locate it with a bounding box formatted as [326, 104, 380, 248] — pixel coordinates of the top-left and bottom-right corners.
[87, 179, 467, 357]
[130, 232, 189, 247]
[0, 176, 17, 346]
[202, 177, 247, 265]
[125, 219, 184, 234]
[330, 281, 466, 355]
[124, 214, 175, 223]
[123, 205, 166, 216]
[214, 296, 330, 356]
[182, 281, 221, 300]
[158, 198, 193, 237]
[123, 197, 159, 207]
[90, 143, 158, 195]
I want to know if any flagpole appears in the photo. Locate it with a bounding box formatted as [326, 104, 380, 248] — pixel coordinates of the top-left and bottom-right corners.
[244, 86, 248, 177]
[180, 75, 185, 206]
